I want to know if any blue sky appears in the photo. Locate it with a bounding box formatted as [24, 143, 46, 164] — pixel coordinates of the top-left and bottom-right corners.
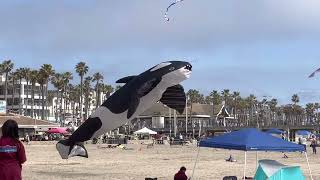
[1, 0, 320, 105]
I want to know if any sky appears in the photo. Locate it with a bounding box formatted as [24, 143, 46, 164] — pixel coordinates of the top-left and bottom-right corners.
[1, 0, 320, 105]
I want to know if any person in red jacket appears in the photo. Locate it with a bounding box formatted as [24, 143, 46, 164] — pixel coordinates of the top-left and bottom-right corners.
[0, 119, 27, 180]
[174, 166, 188, 180]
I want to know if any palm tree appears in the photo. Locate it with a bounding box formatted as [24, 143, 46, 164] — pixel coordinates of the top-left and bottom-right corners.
[221, 89, 230, 104]
[291, 94, 299, 105]
[100, 84, 114, 101]
[61, 72, 73, 120]
[246, 94, 257, 126]
[232, 91, 240, 119]
[21, 68, 31, 116]
[47, 90, 55, 118]
[72, 85, 81, 118]
[209, 90, 221, 118]
[314, 102, 320, 123]
[10, 71, 20, 112]
[84, 76, 92, 119]
[65, 83, 74, 115]
[92, 72, 104, 108]
[75, 62, 89, 120]
[51, 73, 64, 123]
[40, 64, 55, 119]
[187, 89, 202, 137]
[68, 84, 80, 118]
[291, 94, 300, 125]
[305, 103, 315, 124]
[15, 68, 24, 115]
[267, 98, 278, 124]
[37, 70, 47, 119]
[30, 70, 38, 118]
[7, 72, 14, 111]
[1, 60, 14, 105]
[105, 84, 114, 100]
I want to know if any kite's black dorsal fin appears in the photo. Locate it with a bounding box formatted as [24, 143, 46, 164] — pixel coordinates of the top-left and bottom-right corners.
[116, 76, 137, 84]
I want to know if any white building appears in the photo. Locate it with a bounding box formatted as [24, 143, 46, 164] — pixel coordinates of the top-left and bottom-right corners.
[47, 90, 109, 124]
[0, 74, 111, 125]
[0, 74, 48, 119]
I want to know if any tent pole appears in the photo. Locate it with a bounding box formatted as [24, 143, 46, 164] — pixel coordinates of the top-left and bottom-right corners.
[304, 152, 313, 180]
[256, 151, 258, 170]
[244, 151, 247, 180]
[191, 147, 201, 179]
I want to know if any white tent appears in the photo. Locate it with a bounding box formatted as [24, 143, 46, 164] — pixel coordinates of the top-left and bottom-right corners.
[134, 127, 157, 135]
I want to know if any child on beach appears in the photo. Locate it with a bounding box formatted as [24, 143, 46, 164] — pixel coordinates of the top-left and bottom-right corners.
[0, 119, 27, 180]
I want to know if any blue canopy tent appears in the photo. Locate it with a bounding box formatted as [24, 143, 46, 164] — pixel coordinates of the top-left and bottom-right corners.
[265, 128, 285, 135]
[191, 128, 313, 180]
[200, 128, 303, 152]
[296, 130, 311, 136]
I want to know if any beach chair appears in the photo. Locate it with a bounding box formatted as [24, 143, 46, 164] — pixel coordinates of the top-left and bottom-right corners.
[223, 176, 237, 180]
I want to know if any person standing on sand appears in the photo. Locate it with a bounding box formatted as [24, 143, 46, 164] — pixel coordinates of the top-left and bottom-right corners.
[174, 166, 188, 180]
[24, 134, 30, 145]
[301, 137, 307, 152]
[310, 135, 317, 154]
[0, 119, 27, 180]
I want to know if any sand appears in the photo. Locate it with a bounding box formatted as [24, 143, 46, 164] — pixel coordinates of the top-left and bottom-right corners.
[22, 141, 320, 180]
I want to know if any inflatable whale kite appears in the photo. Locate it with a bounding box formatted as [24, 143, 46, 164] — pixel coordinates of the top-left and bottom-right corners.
[56, 61, 192, 159]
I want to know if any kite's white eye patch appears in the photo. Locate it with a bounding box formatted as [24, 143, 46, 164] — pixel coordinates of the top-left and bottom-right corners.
[150, 62, 172, 72]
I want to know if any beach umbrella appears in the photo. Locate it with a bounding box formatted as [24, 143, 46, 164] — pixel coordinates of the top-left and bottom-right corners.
[47, 128, 68, 134]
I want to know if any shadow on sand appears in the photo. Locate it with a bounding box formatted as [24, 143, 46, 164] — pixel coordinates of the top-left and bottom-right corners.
[35, 171, 100, 178]
[33, 162, 81, 166]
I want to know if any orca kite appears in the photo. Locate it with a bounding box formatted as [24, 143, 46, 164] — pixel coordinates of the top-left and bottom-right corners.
[56, 61, 192, 159]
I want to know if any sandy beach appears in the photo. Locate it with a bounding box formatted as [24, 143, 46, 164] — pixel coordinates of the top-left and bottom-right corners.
[21, 141, 320, 180]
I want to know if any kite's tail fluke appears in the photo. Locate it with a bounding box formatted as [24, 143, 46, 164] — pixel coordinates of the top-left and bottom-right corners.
[56, 140, 88, 159]
[164, 12, 170, 21]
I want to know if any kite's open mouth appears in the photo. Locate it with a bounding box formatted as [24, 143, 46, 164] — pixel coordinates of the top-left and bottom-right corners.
[185, 64, 192, 71]
[183, 65, 192, 78]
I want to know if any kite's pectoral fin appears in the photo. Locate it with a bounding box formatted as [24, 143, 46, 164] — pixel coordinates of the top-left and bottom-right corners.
[56, 140, 88, 159]
[160, 84, 186, 114]
[127, 96, 140, 119]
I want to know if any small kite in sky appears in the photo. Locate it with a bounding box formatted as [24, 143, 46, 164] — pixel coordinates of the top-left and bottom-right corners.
[165, 0, 184, 21]
[309, 68, 320, 78]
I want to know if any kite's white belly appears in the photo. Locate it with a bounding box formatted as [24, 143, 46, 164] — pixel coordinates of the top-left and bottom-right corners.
[90, 80, 170, 138]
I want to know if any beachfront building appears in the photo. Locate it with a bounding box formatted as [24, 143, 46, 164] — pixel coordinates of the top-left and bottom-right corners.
[0, 113, 58, 137]
[128, 103, 221, 137]
[0, 74, 48, 119]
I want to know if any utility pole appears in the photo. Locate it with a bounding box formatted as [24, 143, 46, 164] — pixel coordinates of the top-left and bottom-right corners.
[174, 109, 177, 137]
[169, 108, 172, 137]
[185, 96, 188, 136]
